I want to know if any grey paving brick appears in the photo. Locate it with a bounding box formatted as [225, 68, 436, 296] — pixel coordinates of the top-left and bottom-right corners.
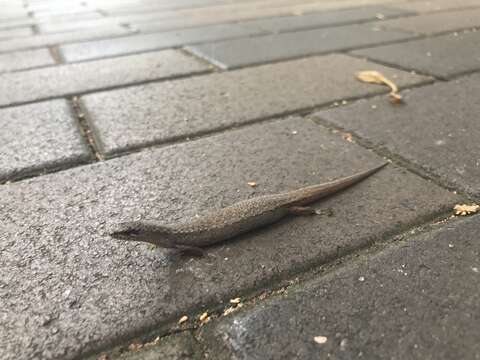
[380, 7, 480, 34]
[81, 54, 430, 156]
[315, 74, 480, 196]
[352, 31, 480, 79]
[59, 23, 267, 62]
[34, 11, 103, 21]
[185, 23, 415, 69]
[392, 0, 480, 13]
[128, 0, 396, 34]
[0, 117, 458, 360]
[37, 17, 126, 34]
[0, 27, 33, 40]
[0, 18, 36, 31]
[0, 99, 89, 181]
[0, 49, 208, 107]
[102, 332, 203, 360]
[240, 5, 413, 33]
[0, 48, 55, 73]
[200, 214, 480, 360]
[0, 26, 132, 53]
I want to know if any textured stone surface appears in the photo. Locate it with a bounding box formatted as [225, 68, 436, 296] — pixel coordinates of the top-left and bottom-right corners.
[380, 7, 480, 34]
[315, 74, 480, 195]
[81, 54, 430, 155]
[37, 17, 125, 34]
[240, 5, 412, 33]
[392, 0, 480, 13]
[200, 214, 480, 360]
[0, 117, 457, 360]
[0, 99, 89, 181]
[133, 0, 400, 33]
[0, 49, 208, 107]
[114, 332, 203, 360]
[59, 23, 267, 62]
[0, 48, 55, 73]
[185, 23, 415, 69]
[0, 26, 132, 53]
[352, 30, 480, 79]
[0, 27, 33, 40]
[0, 17, 36, 31]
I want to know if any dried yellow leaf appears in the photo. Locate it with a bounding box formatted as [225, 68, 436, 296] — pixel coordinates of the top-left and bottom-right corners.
[454, 204, 479, 216]
[356, 70, 402, 103]
[178, 315, 188, 324]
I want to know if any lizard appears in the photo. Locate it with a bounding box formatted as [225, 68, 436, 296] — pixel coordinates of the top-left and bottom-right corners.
[111, 162, 388, 255]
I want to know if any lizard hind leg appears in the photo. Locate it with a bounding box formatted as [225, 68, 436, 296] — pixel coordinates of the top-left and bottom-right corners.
[175, 244, 206, 257]
[288, 206, 319, 216]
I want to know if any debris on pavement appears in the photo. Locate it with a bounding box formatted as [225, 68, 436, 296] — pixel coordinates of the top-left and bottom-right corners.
[178, 315, 188, 324]
[356, 70, 403, 104]
[454, 204, 480, 216]
[314, 336, 328, 344]
[199, 311, 210, 325]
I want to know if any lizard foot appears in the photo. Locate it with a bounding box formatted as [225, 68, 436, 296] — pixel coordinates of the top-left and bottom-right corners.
[175, 244, 206, 257]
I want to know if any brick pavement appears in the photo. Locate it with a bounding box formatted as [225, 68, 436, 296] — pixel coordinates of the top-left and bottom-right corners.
[1, 0, 479, 359]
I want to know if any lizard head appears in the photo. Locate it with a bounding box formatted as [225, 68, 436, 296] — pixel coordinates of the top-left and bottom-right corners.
[110, 221, 174, 248]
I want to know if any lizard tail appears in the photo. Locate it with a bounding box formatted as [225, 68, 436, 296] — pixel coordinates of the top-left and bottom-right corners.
[289, 162, 388, 206]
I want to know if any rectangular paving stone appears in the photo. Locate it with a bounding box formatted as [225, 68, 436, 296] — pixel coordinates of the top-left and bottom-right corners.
[185, 23, 415, 69]
[392, 0, 480, 13]
[0, 99, 89, 182]
[37, 17, 126, 34]
[0, 48, 55, 73]
[59, 23, 267, 62]
[200, 214, 480, 360]
[0, 49, 208, 107]
[128, 0, 397, 34]
[239, 5, 413, 33]
[34, 11, 104, 22]
[0, 18, 36, 31]
[315, 74, 480, 196]
[380, 7, 480, 34]
[352, 31, 480, 79]
[0, 27, 33, 40]
[81, 54, 430, 156]
[0, 117, 458, 360]
[95, 332, 204, 360]
[0, 26, 132, 53]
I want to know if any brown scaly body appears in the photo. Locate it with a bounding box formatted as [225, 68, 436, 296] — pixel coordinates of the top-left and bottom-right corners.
[111, 163, 387, 255]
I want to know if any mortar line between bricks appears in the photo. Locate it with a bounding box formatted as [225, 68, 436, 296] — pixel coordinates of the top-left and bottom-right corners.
[310, 114, 476, 202]
[33, 14, 480, 68]
[345, 51, 444, 80]
[69, 96, 104, 161]
[348, 51, 480, 83]
[47, 45, 63, 64]
[0, 79, 435, 185]
[96, 78, 438, 158]
[85, 205, 465, 360]
[6, 13, 422, 66]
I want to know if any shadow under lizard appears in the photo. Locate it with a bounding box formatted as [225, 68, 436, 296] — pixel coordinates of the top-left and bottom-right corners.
[111, 162, 388, 255]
